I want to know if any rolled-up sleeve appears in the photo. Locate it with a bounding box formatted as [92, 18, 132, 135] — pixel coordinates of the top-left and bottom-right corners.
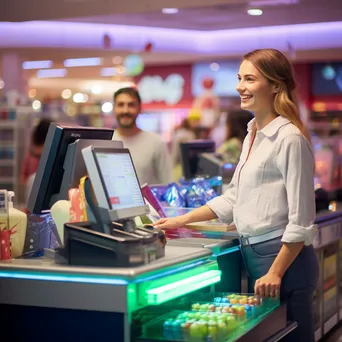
[276, 134, 317, 245]
[206, 170, 238, 224]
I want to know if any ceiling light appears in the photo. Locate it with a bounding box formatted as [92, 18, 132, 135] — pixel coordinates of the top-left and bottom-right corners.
[91, 85, 103, 94]
[36, 69, 67, 78]
[249, 0, 298, 6]
[100, 67, 117, 77]
[247, 8, 263, 15]
[61, 89, 72, 99]
[162, 8, 179, 14]
[32, 100, 41, 111]
[22, 60, 53, 70]
[73, 93, 87, 103]
[64, 57, 102, 67]
[28, 89, 37, 98]
[210, 63, 220, 72]
[101, 102, 113, 113]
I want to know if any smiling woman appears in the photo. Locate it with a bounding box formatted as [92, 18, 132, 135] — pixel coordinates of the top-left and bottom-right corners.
[239, 49, 311, 142]
[153, 49, 319, 342]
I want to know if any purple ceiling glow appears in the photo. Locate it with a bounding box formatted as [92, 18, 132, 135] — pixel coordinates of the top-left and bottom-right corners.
[0, 21, 341, 54]
[210, 21, 342, 53]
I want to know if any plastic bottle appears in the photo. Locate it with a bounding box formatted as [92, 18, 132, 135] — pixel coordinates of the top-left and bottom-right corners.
[0, 189, 10, 260]
[50, 200, 71, 243]
[8, 191, 27, 258]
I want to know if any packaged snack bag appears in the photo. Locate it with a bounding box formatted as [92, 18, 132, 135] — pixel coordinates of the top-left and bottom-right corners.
[68, 188, 83, 222]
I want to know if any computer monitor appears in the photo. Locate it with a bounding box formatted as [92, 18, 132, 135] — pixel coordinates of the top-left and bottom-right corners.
[82, 146, 149, 221]
[180, 140, 216, 180]
[28, 122, 116, 214]
[198, 153, 237, 194]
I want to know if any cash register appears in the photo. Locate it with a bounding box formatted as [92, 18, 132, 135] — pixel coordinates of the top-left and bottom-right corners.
[179, 140, 236, 194]
[199, 153, 237, 192]
[55, 146, 166, 267]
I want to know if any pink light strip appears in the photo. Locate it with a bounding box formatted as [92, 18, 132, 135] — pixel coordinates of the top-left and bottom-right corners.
[0, 21, 341, 54]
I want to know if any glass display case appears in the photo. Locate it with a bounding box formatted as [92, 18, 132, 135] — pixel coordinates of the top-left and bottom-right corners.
[133, 292, 281, 342]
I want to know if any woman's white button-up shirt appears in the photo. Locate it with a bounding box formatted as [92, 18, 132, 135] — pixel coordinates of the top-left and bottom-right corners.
[207, 116, 317, 246]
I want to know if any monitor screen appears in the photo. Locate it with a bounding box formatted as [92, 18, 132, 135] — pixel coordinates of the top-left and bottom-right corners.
[312, 63, 342, 96]
[28, 123, 114, 214]
[192, 61, 241, 97]
[94, 151, 145, 210]
[180, 140, 216, 179]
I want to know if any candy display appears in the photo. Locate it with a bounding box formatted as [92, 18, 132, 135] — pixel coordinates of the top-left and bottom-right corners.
[207, 294, 261, 309]
[162, 310, 240, 341]
[150, 177, 220, 209]
[165, 183, 187, 208]
[140, 293, 277, 342]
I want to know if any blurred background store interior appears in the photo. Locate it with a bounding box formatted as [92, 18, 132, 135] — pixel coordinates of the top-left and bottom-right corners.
[1, 0, 342, 204]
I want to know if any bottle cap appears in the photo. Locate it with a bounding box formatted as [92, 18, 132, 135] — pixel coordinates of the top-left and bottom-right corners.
[8, 191, 14, 208]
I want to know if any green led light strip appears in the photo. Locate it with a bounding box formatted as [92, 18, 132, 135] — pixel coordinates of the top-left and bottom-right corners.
[146, 270, 221, 305]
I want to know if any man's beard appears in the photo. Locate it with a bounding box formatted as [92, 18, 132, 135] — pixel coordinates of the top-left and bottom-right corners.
[117, 113, 136, 128]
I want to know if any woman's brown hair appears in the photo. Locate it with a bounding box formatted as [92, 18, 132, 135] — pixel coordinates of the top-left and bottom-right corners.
[243, 49, 311, 142]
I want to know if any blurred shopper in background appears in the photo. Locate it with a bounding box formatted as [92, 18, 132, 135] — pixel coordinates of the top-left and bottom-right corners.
[171, 118, 196, 166]
[216, 110, 254, 163]
[171, 109, 201, 180]
[209, 111, 227, 148]
[21, 118, 53, 203]
[112, 87, 173, 185]
[171, 109, 201, 165]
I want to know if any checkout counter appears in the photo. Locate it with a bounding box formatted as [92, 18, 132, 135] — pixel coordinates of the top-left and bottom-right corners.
[1, 125, 342, 341]
[0, 235, 289, 342]
[0, 131, 289, 342]
[0, 245, 216, 341]
[2, 207, 342, 341]
[170, 206, 342, 342]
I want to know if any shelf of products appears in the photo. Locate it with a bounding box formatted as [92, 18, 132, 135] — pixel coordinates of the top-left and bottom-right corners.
[0, 108, 18, 194]
[0, 105, 51, 204]
[134, 292, 281, 342]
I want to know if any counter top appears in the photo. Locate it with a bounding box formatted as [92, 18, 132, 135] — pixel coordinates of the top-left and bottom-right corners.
[0, 245, 212, 282]
[174, 208, 342, 250]
[315, 207, 342, 223]
[2, 209, 342, 280]
[168, 236, 240, 256]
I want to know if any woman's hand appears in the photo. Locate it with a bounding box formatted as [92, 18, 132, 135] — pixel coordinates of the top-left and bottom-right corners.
[153, 216, 187, 229]
[254, 272, 281, 298]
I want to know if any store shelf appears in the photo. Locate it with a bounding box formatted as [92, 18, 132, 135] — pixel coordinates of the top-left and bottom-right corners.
[16, 106, 34, 114]
[324, 276, 337, 292]
[315, 327, 322, 342]
[325, 313, 338, 335]
[0, 177, 15, 183]
[0, 121, 16, 129]
[0, 160, 15, 166]
[0, 141, 14, 147]
[0, 105, 37, 203]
